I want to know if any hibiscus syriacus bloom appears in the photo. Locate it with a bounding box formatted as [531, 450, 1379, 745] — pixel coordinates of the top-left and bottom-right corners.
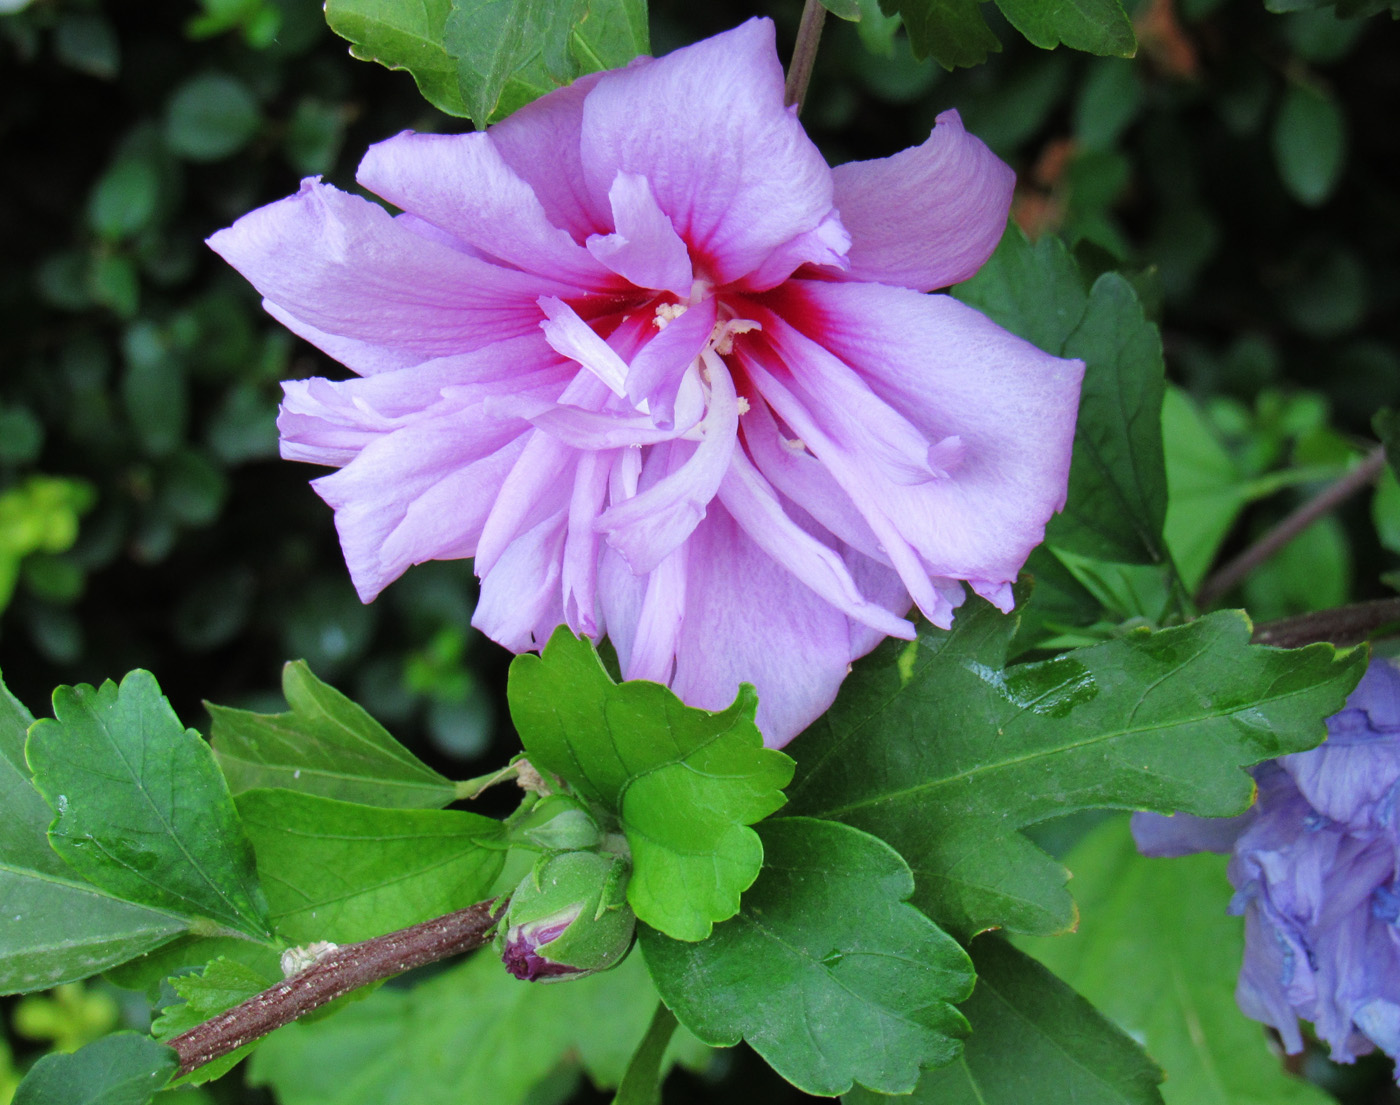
[209, 19, 1083, 746]
[1134, 659, 1400, 1076]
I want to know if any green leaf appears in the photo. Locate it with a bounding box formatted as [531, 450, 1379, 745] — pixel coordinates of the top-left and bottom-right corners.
[162, 73, 262, 162]
[151, 956, 280, 1084]
[12, 1032, 177, 1105]
[640, 817, 972, 1096]
[1161, 387, 1249, 591]
[87, 157, 160, 242]
[1020, 819, 1338, 1105]
[26, 670, 271, 939]
[1272, 83, 1346, 208]
[445, 0, 585, 123]
[235, 790, 506, 943]
[508, 629, 793, 941]
[323, 0, 470, 117]
[325, 0, 647, 124]
[879, 0, 1003, 69]
[784, 600, 1366, 938]
[208, 660, 456, 809]
[993, 0, 1135, 56]
[819, 0, 864, 17]
[105, 934, 282, 1001]
[850, 937, 1164, 1105]
[0, 678, 200, 996]
[0, 670, 55, 874]
[1052, 274, 1168, 563]
[0, 865, 188, 995]
[955, 225, 1088, 359]
[249, 948, 708, 1105]
[611, 1004, 678, 1105]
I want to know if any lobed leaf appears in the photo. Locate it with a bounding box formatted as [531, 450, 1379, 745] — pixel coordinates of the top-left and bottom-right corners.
[639, 817, 973, 1097]
[1, 673, 188, 995]
[1020, 819, 1338, 1105]
[208, 660, 456, 810]
[151, 956, 280, 1085]
[785, 600, 1366, 938]
[508, 629, 793, 941]
[12, 1032, 176, 1105]
[235, 789, 506, 944]
[26, 670, 269, 939]
[849, 937, 1164, 1105]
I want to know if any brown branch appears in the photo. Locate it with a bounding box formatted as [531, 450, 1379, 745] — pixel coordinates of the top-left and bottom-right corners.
[1196, 445, 1388, 607]
[169, 898, 504, 1077]
[784, 0, 828, 112]
[1251, 598, 1400, 650]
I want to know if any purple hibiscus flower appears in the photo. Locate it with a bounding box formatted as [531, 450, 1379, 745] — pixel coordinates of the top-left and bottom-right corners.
[1134, 659, 1400, 1074]
[209, 19, 1083, 746]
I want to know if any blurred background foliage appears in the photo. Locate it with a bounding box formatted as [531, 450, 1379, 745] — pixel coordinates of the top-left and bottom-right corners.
[0, 0, 1397, 1101]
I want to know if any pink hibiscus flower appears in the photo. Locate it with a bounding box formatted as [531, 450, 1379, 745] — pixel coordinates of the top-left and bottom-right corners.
[209, 18, 1083, 747]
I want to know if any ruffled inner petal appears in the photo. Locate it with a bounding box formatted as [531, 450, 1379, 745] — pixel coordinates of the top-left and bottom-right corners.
[472, 509, 569, 652]
[718, 447, 914, 639]
[586, 171, 694, 296]
[624, 295, 715, 425]
[595, 354, 738, 574]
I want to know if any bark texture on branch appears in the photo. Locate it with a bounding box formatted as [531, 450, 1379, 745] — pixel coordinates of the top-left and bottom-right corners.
[169, 898, 503, 1076]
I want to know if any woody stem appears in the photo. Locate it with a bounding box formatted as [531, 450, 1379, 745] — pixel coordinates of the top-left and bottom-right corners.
[785, 0, 828, 112]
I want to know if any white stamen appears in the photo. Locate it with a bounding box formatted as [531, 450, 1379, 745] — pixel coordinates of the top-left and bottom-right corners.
[653, 302, 687, 330]
[710, 318, 761, 356]
[736, 396, 751, 415]
[782, 437, 806, 454]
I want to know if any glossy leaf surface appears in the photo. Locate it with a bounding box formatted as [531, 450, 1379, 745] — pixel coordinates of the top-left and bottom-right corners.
[640, 817, 972, 1097]
[786, 601, 1365, 937]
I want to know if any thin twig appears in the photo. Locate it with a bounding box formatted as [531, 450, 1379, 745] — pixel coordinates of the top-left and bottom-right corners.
[1251, 598, 1400, 650]
[1196, 445, 1388, 607]
[169, 898, 504, 1076]
[784, 0, 828, 112]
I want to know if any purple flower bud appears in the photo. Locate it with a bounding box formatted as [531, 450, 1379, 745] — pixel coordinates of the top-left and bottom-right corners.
[501, 906, 586, 981]
[497, 851, 635, 983]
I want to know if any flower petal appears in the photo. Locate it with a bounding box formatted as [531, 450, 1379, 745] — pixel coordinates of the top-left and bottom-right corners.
[539, 297, 631, 397]
[314, 419, 527, 602]
[830, 109, 1014, 292]
[487, 71, 612, 241]
[563, 450, 613, 638]
[586, 171, 694, 296]
[278, 332, 568, 469]
[578, 19, 836, 286]
[357, 130, 615, 289]
[624, 295, 715, 423]
[765, 279, 1083, 584]
[472, 509, 569, 652]
[718, 448, 914, 639]
[595, 355, 738, 573]
[669, 503, 858, 748]
[625, 542, 689, 685]
[207, 180, 575, 364]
